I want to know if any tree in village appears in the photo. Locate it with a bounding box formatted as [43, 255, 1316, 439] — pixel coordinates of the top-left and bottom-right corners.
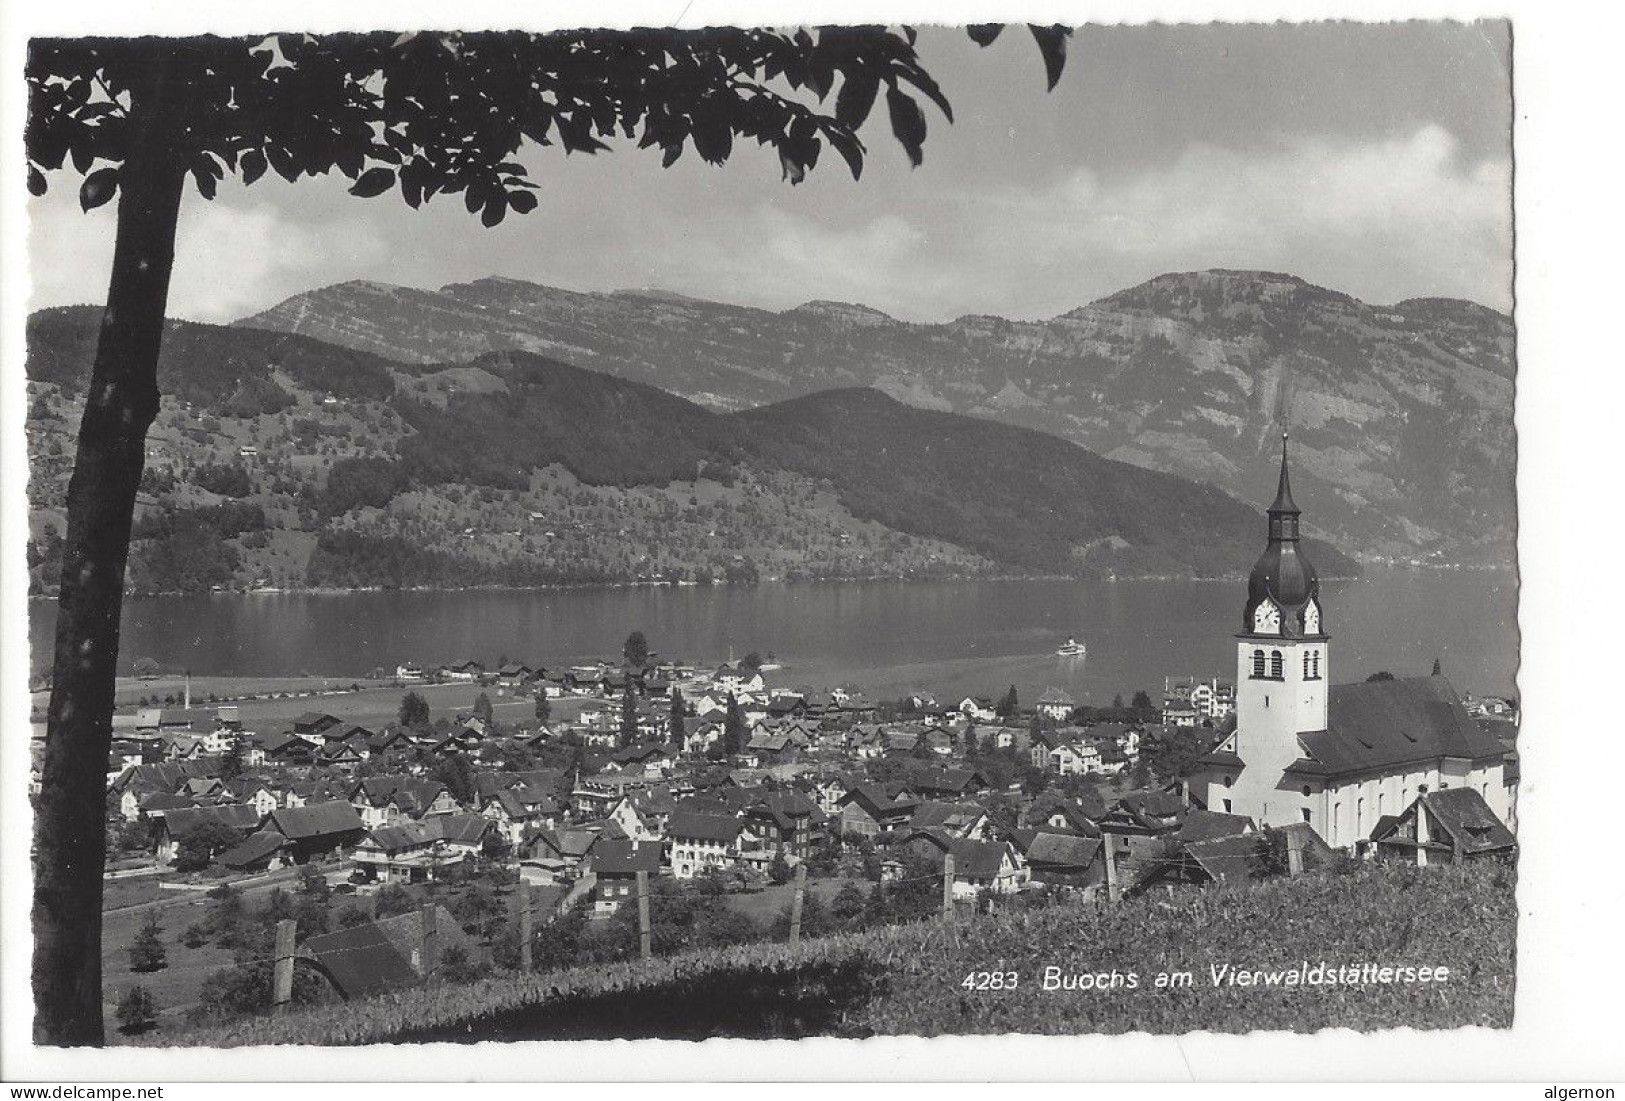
[26, 23, 1068, 1045]
[533, 692, 552, 723]
[996, 685, 1019, 718]
[622, 630, 650, 671]
[963, 721, 979, 759]
[619, 684, 640, 748]
[127, 911, 166, 973]
[398, 690, 430, 729]
[1432, 657, 1443, 677]
[172, 819, 242, 873]
[473, 691, 495, 726]
[218, 731, 244, 782]
[1130, 689, 1154, 713]
[724, 692, 749, 757]
[669, 688, 687, 749]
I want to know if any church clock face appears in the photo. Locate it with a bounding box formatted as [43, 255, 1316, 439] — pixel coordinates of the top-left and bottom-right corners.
[1304, 599, 1321, 635]
[1252, 600, 1281, 634]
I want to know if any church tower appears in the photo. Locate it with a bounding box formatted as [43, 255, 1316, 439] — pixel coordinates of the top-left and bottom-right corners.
[1227, 434, 1330, 826]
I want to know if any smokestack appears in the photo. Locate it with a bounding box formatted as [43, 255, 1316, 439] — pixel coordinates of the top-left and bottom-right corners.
[184, 670, 191, 711]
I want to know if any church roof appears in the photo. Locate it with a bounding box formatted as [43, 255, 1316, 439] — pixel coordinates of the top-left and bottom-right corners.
[1299, 676, 1510, 777]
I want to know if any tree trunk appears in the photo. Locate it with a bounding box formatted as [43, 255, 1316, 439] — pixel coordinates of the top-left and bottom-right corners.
[32, 60, 186, 1047]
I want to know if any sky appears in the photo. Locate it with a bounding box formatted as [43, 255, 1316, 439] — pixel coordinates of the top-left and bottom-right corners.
[25, 21, 1513, 324]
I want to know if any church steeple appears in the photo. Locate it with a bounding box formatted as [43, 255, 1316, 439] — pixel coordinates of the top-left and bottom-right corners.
[1243, 433, 1323, 637]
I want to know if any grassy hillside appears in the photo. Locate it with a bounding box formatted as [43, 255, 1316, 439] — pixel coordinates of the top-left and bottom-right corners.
[165, 861, 1512, 1046]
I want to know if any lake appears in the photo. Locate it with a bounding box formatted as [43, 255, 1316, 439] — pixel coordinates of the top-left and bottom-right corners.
[27, 568, 1520, 704]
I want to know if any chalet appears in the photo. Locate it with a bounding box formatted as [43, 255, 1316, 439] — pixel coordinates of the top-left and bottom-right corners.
[1134, 823, 1329, 892]
[351, 814, 493, 883]
[957, 697, 997, 723]
[1098, 790, 1191, 867]
[603, 795, 663, 843]
[264, 801, 367, 863]
[589, 840, 664, 914]
[908, 800, 992, 841]
[480, 789, 561, 847]
[395, 663, 426, 682]
[292, 712, 343, 738]
[1023, 792, 1105, 836]
[607, 742, 677, 778]
[522, 828, 600, 881]
[810, 776, 852, 817]
[262, 732, 316, 767]
[837, 784, 919, 840]
[907, 766, 986, 800]
[667, 812, 752, 879]
[1370, 788, 1516, 866]
[349, 776, 458, 827]
[299, 906, 471, 1000]
[215, 830, 293, 874]
[742, 790, 827, 859]
[153, 803, 262, 865]
[1006, 829, 1105, 886]
[899, 830, 1029, 898]
[497, 663, 538, 687]
[441, 659, 486, 682]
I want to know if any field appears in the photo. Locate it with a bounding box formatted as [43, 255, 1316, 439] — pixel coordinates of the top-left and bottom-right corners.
[720, 876, 865, 922]
[162, 860, 1515, 1046]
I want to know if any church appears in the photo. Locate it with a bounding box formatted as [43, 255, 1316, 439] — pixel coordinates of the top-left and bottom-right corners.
[1185, 437, 1516, 850]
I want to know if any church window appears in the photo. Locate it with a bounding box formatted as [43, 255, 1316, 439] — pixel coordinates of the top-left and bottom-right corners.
[1269, 651, 1284, 679]
[1301, 785, 1312, 797]
[1301, 809, 1312, 824]
[1222, 799, 1232, 813]
[1223, 776, 1234, 788]
[1251, 650, 1266, 678]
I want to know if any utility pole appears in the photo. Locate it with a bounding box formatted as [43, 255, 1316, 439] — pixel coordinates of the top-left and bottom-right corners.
[941, 853, 956, 920]
[636, 870, 652, 961]
[271, 918, 296, 1013]
[518, 883, 533, 972]
[420, 904, 439, 983]
[789, 863, 807, 947]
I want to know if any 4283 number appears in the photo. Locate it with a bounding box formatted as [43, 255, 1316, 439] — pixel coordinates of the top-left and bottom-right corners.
[961, 971, 1019, 991]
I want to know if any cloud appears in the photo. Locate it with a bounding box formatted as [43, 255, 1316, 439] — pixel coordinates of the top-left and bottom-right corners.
[956, 124, 1513, 317]
[27, 181, 388, 323]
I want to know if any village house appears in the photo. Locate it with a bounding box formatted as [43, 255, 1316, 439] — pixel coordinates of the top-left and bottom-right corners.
[837, 784, 919, 840]
[351, 814, 494, 884]
[741, 790, 827, 859]
[264, 801, 368, 864]
[899, 830, 1030, 898]
[1369, 788, 1517, 866]
[1036, 687, 1076, 722]
[589, 839, 664, 914]
[667, 811, 754, 879]
[152, 803, 262, 865]
[522, 827, 600, 882]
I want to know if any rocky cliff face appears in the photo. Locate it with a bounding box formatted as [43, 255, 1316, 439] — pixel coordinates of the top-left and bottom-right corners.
[240, 269, 1516, 563]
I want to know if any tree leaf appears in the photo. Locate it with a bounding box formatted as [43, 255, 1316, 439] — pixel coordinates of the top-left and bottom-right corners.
[967, 24, 1004, 47]
[1027, 24, 1071, 91]
[827, 130, 864, 181]
[27, 164, 46, 197]
[691, 116, 733, 165]
[508, 189, 538, 214]
[190, 166, 217, 200]
[348, 166, 396, 198]
[885, 87, 926, 167]
[78, 166, 117, 211]
[835, 71, 879, 129]
[661, 141, 683, 168]
[480, 193, 506, 227]
[778, 147, 806, 185]
[241, 148, 268, 186]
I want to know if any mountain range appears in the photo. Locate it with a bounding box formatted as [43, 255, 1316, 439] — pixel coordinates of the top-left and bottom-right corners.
[25, 301, 1356, 595]
[243, 269, 1517, 564]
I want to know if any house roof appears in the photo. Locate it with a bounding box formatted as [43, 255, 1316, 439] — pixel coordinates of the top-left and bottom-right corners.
[365, 813, 492, 853]
[1302, 676, 1510, 776]
[164, 802, 263, 833]
[526, 827, 600, 861]
[300, 905, 467, 999]
[667, 811, 745, 843]
[1176, 809, 1254, 844]
[1409, 788, 1517, 854]
[1183, 823, 1332, 882]
[268, 800, 365, 840]
[592, 839, 664, 876]
[216, 830, 289, 868]
[1010, 830, 1102, 869]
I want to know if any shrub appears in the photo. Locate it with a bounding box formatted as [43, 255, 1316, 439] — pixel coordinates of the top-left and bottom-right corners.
[115, 986, 159, 1035]
[129, 912, 168, 973]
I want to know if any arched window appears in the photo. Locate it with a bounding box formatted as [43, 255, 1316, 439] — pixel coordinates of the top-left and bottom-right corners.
[1251, 650, 1266, 678]
[1269, 650, 1284, 679]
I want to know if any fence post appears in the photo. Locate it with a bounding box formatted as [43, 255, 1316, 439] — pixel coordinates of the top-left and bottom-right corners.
[420, 903, 439, 983]
[518, 883, 533, 972]
[1286, 829, 1305, 877]
[789, 862, 807, 947]
[1104, 843, 1120, 903]
[635, 870, 652, 961]
[941, 853, 956, 920]
[271, 918, 296, 1014]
